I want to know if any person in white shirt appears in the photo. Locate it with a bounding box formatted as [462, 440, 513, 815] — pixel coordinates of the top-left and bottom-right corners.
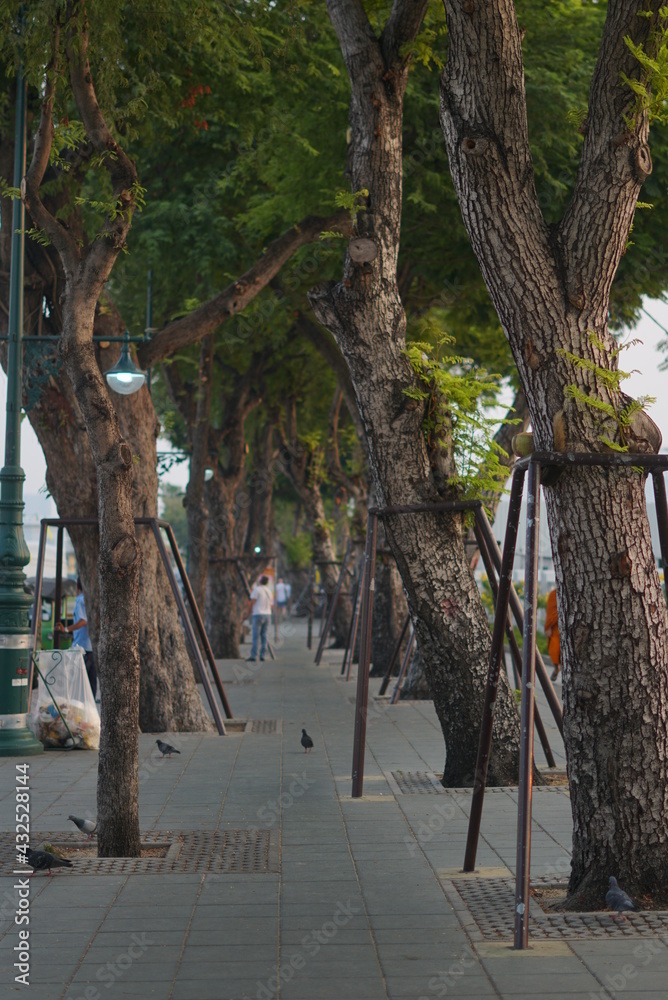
[246, 575, 273, 661]
[276, 578, 287, 620]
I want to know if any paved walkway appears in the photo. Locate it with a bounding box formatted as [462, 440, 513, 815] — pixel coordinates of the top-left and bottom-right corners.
[0, 622, 665, 999]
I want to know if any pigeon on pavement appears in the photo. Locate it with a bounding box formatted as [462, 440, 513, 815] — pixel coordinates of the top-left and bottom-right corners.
[606, 876, 638, 920]
[26, 848, 73, 877]
[301, 729, 314, 754]
[156, 739, 180, 758]
[68, 815, 97, 839]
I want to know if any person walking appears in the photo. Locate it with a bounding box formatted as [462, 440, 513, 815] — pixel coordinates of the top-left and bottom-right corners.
[246, 575, 273, 662]
[276, 578, 288, 620]
[55, 577, 97, 699]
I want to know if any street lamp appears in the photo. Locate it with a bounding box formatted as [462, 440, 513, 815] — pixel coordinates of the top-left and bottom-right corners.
[104, 330, 146, 395]
[0, 46, 43, 755]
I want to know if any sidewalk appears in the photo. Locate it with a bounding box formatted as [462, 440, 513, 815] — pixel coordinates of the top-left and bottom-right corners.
[0, 621, 666, 1000]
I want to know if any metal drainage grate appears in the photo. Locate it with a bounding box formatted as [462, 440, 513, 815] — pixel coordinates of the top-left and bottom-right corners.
[1, 829, 278, 877]
[250, 719, 278, 734]
[390, 771, 444, 794]
[449, 877, 668, 940]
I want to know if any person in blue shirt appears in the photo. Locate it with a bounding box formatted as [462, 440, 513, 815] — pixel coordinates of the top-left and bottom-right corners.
[55, 578, 97, 699]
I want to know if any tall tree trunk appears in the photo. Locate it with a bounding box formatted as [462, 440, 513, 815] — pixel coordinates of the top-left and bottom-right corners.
[181, 336, 215, 611]
[277, 401, 352, 648]
[311, 0, 522, 785]
[440, 0, 668, 902]
[246, 422, 276, 557]
[205, 474, 246, 658]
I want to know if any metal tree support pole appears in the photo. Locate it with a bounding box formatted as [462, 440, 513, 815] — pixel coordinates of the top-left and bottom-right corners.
[515, 460, 541, 950]
[0, 44, 42, 755]
[318, 592, 328, 638]
[463, 473, 525, 871]
[474, 518, 555, 768]
[476, 506, 564, 736]
[345, 571, 364, 682]
[27, 521, 48, 709]
[146, 521, 227, 734]
[315, 541, 352, 665]
[340, 572, 361, 677]
[150, 520, 233, 719]
[351, 513, 378, 798]
[651, 472, 668, 595]
[378, 613, 411, 696]
[273, 555, 278, 643]
[307, 565, 315, 650]
[390, 626, 415, 705]
[54, 528, 64, 650]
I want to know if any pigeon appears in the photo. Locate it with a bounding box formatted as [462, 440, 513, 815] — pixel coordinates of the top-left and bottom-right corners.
[25, 847, 73, 877]
[606, 876, 638, 920]
[301, 729, 314, 754]
[156, 739, 180, 758]
[68, 815, 97, 840]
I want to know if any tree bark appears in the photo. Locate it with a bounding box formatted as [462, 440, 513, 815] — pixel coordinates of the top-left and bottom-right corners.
[205, 474, 247, 659]
[277, 398, 352, 648]
[311, 0, 522, 785]
[440, 0, 668, 903]
[245, 422, 276, 557]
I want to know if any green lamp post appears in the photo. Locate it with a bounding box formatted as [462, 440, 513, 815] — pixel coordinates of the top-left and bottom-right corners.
[0, 51, 43, 755]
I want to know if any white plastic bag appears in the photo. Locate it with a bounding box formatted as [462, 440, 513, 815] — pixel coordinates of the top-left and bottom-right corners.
[29, 649, 100, 749]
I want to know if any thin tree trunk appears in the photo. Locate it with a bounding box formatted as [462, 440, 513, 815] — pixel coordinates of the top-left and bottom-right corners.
[205, 474, 245, 658]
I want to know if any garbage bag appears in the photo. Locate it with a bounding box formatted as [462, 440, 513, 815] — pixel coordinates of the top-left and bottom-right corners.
[29, 649, 100, 749]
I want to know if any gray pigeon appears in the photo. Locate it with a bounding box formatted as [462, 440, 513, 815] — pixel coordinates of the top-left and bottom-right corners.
[26, 848, 73, 877]
[156, 739, 180, 758]
[606, 876, 638, 919]
[68, 815, 96, 840]
[301, 729, 314, 753]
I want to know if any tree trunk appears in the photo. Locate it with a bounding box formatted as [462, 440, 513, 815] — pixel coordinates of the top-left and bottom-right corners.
[371, 547, 409, 678]
[311, 0, 522, 785]
[182, 336, 215, 612]
[246, 422, 276, 557]
[205, 474, 246, 658]
[440, 0, 668, 902]
[400, 645, 432, 701]
[278, 431, 352, 649]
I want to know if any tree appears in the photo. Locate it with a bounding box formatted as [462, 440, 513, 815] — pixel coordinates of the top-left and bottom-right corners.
[439, 0, 668, 903]
[310, 0, 524, 785]
[17, 1, 144, 856]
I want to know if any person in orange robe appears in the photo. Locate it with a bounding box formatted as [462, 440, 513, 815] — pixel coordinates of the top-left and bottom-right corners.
[544, 588, 560, 681]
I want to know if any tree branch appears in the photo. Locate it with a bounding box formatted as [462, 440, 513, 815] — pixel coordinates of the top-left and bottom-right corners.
[65, 1, 138, 289]
[138, 211, 351, 368]
[559, 2, 663, 302]
[23, 24, 82, 272]
[324, 0, 377, 61]
[380, 0, 429, 68]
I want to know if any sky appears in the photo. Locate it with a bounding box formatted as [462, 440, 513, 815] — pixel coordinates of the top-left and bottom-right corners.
[1, 298, 668, 507]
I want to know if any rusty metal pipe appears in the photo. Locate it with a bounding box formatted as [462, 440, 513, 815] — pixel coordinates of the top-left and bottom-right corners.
[514, 460, 541, 949]
[351, 513, 378, 798]
[463, 471, 525, 871]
